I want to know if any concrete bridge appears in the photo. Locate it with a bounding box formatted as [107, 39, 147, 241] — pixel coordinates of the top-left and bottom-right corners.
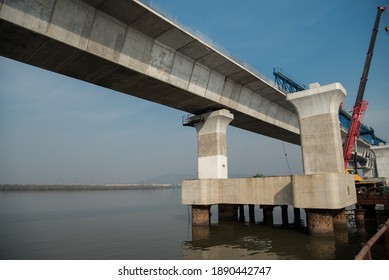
[1, 0, 388, 236]
[0, 0, 300, 144]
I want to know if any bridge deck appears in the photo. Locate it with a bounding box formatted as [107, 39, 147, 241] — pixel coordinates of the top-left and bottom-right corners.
[0, 0, 300, 144]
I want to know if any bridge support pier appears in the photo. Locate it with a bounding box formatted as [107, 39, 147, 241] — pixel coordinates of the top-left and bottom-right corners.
[293, 207, 303, 225]
[355, 208, 366, 226]
[249, 205, 255, 223]
[371, 145, 389, 185]
[287, 83, 355, 236]
[192, 205, 211, 226]
[306, 209, 334, 236]
[281, 205, 289, 227]
[261, 205, 274, 225]
[238, 205, 245, 222]
[218, 204, 237, 221]
[190, 109, 234, 225]
[332, 208, 347, 227]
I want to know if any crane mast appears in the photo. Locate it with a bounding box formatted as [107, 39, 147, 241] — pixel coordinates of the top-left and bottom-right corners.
[342, 6, 386, 170]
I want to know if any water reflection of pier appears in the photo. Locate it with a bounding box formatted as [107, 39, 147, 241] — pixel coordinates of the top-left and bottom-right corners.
[182, 222, 360, 260]
[181, 206, 372, 260]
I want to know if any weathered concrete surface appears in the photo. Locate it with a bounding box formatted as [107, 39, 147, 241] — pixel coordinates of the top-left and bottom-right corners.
[182, 173, 355, 209]
[371, 145, 389, 184]
[0, 0, 300, 144]
[182, 176, 292, 206]
[292, 173, 356, 209]
[306, 209, 334, 237]
[191, 205, 210, 225]
[194, 109, 233, 179]
[287, 83, 346, 174]
[332, 208, 347, 227]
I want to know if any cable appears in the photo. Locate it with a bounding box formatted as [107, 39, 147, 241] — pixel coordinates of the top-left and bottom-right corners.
[282, 140, 293, 175]
[279, 125, 293, 175]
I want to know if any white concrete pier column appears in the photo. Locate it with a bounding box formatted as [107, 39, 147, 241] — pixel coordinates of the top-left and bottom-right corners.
[192, 109, 234, 225]
[287, 83, 351, 236]
[287, 83, 346, 175]
[371, 145, 389, 185]
[194, 109, 234, 179]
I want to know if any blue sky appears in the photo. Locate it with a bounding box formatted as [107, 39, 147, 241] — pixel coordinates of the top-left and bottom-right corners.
[0, 0, 388, 184]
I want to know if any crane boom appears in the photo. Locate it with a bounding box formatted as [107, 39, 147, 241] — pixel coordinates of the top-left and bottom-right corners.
[343, 6, 386, 169]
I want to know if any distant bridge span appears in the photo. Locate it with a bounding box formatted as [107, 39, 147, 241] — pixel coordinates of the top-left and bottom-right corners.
[0, 0, 300, 144]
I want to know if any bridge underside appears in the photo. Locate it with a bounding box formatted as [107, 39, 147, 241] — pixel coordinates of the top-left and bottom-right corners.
[0, 19, 299, 144]
[0, 0, 301, 145]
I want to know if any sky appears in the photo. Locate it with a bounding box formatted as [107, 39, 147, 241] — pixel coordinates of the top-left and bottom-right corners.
[0, 0, 388, 184]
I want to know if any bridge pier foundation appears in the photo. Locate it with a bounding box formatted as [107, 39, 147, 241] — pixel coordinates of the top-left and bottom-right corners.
[293, 207, 303, 225]
[238, 205, 245, 222]
[332, 208, 347, 227]
[190, 109, 234, 225]
[261, 205, 274, 225]
[249, 205, 255, 223]
[281, 205, 289, 227]
[218, 204, 237, 221]
[355, 208, 366, 226]
[192, 205, 211, 226]
[306, 209, 334, 236]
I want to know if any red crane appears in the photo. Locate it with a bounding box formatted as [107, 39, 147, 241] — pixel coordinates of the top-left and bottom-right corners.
[343, 6, 386, 170]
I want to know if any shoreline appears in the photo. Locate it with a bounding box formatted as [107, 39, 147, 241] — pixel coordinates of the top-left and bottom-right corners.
[0, 184, 180, 191]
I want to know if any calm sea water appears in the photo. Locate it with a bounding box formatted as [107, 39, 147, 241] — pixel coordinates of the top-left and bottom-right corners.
[0, 187, 376, 260]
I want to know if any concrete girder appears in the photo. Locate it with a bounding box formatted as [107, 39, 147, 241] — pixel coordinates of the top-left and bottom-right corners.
[0, 0, 300, 145]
